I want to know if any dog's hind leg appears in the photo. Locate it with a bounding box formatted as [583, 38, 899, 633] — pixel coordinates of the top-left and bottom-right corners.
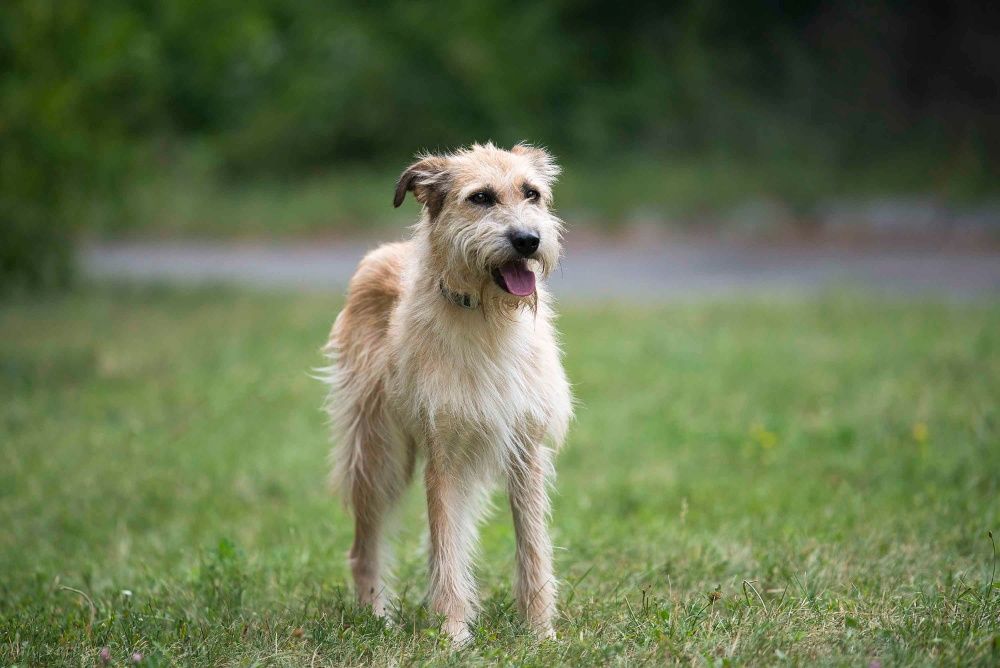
[507, 445, 557, 639]
[344, 418, 413, 618]
[323, 241, 412, 616]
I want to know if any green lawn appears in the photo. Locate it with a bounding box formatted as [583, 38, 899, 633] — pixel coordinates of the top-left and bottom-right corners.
[2, 287, 998, 665]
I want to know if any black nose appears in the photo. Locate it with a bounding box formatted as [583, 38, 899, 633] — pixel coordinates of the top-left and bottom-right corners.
[508, 229, 540, 257]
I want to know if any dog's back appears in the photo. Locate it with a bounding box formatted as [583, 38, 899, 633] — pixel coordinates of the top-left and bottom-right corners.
[332, 241, 408, 343]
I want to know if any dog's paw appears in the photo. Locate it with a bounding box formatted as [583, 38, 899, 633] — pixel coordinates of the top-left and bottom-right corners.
[358, 593, 388, 619]
[535, 625, 556, 641]
[442, 619, 473, 647]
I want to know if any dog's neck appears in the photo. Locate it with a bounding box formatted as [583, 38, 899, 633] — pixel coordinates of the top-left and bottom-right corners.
[439, 280, 479, 310]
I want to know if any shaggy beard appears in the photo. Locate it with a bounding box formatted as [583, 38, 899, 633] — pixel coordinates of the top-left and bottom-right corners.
[442, 243, 551, 321]
[421, 212, 562, 321]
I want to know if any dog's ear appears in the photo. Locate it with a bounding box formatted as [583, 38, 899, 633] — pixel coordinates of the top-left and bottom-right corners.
[512, 143, 560, 185]
[393, 155, 450, 216]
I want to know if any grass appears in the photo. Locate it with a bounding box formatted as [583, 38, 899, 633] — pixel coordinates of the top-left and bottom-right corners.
[1, 286, 998, 665]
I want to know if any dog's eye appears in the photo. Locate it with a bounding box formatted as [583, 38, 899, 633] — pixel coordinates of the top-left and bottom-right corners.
[468, 191, 495, 207]
[524, 188, 540, 202]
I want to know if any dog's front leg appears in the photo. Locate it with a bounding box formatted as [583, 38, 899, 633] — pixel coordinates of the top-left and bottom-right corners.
[507, 446, 557, 639]
[425, 457, 481, 645]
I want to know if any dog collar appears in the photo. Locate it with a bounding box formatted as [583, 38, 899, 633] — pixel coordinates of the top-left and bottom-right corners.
[439, 280, 479, 309]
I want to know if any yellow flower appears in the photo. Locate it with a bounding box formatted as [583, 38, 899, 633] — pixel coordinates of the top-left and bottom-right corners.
[912, 422, 929, 443]
[750, 424, 778, 449]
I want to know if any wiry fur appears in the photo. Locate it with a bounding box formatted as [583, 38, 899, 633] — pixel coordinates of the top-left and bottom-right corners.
[320, 142, 572, 643]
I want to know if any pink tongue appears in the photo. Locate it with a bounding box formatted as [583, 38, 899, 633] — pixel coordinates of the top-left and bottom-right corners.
[499, 262, 536, 296]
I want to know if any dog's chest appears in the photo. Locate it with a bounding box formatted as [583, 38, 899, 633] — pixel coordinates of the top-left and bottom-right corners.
[392, 317, 549, 451]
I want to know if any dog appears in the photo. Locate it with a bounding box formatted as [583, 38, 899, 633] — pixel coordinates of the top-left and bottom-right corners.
[320, 142, 572, 643]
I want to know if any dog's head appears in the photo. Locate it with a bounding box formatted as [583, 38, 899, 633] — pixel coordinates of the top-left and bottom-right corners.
[394, 142, 563, 305]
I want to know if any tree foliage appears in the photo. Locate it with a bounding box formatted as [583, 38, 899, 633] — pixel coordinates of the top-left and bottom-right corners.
[2, 0, 997, 288]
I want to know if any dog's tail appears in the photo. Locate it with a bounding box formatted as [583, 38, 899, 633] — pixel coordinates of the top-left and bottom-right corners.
[319, 316, 413, 511]
[316, 313, 357, 501]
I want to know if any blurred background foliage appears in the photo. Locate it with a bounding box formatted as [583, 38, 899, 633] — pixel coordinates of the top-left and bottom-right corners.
[2, 0, 999, 289]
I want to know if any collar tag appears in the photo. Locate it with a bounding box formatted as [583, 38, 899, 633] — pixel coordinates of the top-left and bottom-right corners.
[439, 280, 479, 309]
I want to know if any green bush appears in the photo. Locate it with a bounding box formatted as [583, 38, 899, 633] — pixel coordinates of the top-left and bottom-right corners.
[0, 1, 155, 291]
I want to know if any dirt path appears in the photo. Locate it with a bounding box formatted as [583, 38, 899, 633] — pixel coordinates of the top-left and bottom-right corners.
[83, 238, 1000, 301]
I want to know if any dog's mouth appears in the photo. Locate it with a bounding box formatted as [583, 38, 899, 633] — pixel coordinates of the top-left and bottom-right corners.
[492, 260, 536, 297]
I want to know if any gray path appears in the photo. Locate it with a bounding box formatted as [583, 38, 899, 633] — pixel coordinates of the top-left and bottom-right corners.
[83, 239, 1000, 301]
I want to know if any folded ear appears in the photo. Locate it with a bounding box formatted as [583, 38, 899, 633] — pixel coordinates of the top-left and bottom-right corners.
[512, 143, 560, 185]
[393, 154, 450, 216]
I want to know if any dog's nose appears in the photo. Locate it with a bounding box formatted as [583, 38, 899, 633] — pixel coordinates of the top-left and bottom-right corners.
[508, 229, 540, 257]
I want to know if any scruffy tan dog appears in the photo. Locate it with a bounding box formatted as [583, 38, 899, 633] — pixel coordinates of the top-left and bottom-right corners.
[321, 142, 572, 643]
